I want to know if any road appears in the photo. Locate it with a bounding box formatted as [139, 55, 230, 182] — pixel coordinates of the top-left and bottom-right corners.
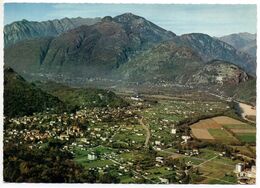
[138, 116, 150, 148]
[158, 149, 234, 167]
[195, 155, 218, 167]
[110, 125, 123, 139]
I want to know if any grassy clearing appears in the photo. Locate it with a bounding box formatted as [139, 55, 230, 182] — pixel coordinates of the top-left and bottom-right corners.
[145, 167, 172, 179]
[197, 149, 218, 160]
[208, 174, 237, 184]
[198, 161, 234, 184]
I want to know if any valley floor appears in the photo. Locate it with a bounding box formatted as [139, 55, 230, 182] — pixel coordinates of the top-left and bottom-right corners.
[4, 90, 256, 184]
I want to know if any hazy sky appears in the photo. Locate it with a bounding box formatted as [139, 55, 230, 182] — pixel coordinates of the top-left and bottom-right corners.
[4, 3, 257, 37]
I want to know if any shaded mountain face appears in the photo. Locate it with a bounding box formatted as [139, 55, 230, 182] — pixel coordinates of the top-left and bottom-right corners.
[218, 32, 256, 57]
[4, 17, 101, 47]
[5, 13, 177, 78]
[175, 33, 256, 75]
[4, 67, 66, 117]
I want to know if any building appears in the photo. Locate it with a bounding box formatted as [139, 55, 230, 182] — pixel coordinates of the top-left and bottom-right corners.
[88, 153, 96, 160]
[181, 136, 191, 143]
[235, 163, 244, 173]
[156, 157, 164, 163]
[171, 128, 177, 134]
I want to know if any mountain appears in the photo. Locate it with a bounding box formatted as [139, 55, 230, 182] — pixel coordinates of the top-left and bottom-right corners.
[5, 13, 176, 78]
[4, 67, 66, 117]
[4, 17, 101, 47]
[116, 42, 251, 86]
[218, 32, 256, 57]
[174, 33, 256, 75]
[4, 13, 256, 85]
[115, 41, 203, 84]
[36, 81, 129, 108]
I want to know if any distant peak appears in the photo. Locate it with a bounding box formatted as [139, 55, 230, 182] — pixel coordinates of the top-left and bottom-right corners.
[102, 16, 113, 22]
[21, 19, 29, 22]
[114, 12, 143, 20]
[122, 12, 135, 16]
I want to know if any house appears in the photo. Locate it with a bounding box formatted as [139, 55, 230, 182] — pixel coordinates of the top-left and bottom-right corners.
[171, 129, 177, 134]
[156, 157, 164, 163]
[88, 153, 97, 160]
[181, 136, 191, 143]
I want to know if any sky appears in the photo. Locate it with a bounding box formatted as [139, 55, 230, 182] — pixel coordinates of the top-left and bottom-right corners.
[4, 3, 257, 37]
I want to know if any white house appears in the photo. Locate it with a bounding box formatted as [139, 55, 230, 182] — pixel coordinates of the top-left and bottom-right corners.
[88, 153, 97, 160]
[171, 129, 177, 134]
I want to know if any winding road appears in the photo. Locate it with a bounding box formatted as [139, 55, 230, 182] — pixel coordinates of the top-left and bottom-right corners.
[138, 116, 150, 148]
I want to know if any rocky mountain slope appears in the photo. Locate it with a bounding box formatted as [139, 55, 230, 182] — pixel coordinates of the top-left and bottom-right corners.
[174, 33, 256, 75]
[187, 60, 250, 86]
[218, 32, 256, 57]
[4, 17, 101, 47]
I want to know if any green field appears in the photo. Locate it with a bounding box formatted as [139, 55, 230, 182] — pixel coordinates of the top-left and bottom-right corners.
[236, 133, 256, 143]
[145, 167, 173, 179]
[208, 129, 237, 143]
[197, 149, 218, 160]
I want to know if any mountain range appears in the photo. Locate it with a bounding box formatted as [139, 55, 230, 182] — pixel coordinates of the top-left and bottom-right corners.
[4, 17, 101, 47]
[218, 32, 256, 57]
[4, 13, 256, 103]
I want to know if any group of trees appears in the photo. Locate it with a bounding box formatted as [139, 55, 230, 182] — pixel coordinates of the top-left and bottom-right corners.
[4, 139, 123, 183]
[4, 141, 85, 182]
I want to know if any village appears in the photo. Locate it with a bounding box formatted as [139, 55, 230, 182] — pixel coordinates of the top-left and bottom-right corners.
[4, 93, 256, 184]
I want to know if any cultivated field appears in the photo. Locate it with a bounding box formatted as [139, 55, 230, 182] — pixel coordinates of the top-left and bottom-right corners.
[191, 116, 256, 144]
[192, 129, 215, 140]
[212, 116, 245, 125]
